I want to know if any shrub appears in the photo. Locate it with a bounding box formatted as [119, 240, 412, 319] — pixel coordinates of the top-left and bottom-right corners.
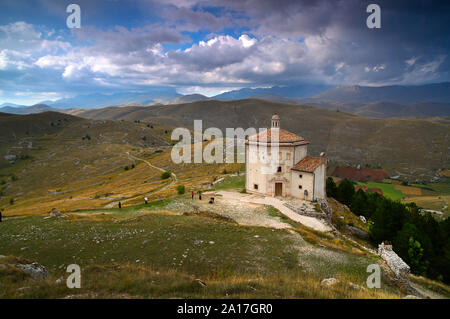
[11, 174, 18, 181]
[176, 185, 185, 195]
[161, 171, 171, 179]
[124, 166, 129, 171]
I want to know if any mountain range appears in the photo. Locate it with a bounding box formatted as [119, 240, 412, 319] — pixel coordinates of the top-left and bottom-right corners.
[1, 82, 449, 119]
[69, 98, 449, 181]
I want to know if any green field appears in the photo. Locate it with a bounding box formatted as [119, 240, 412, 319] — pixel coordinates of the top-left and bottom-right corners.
[356, 181, 404, 201]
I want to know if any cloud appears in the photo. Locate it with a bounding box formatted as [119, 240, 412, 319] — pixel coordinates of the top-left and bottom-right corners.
[1, 0, 450, 105]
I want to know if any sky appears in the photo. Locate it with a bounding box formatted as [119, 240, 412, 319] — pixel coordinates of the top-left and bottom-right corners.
[0, 0, 449, 105]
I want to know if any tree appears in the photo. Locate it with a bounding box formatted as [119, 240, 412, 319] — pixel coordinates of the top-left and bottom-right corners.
[326, 177, 337, 198]
[336, 179, 355, 206]
[350, 189, 368, 217]
[161, 171, 171, 179]
[408, 237, 429, 276]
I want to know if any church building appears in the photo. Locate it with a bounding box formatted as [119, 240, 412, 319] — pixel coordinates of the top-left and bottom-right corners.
[245, 114, 327, 201]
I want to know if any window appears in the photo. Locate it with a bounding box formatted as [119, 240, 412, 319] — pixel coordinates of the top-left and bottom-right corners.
[299, 174, 303, 178]
[254, 184, 258, 190]
[286, 153, 291, 160]
[298, 185, 302, 189]
[277, 166, 282, 172]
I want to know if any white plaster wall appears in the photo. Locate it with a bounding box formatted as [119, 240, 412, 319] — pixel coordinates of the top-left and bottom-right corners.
[290, 171, 314, 200]
[246, 143, 295, 197]
[313, 164, 326, 200]
[293, 145, 307, 164]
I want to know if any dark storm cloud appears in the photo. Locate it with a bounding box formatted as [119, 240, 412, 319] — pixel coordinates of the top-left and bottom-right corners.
[1, 0, 449, 103]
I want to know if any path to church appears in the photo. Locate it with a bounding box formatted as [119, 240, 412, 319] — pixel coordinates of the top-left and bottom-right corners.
[215, 191, 332, 232]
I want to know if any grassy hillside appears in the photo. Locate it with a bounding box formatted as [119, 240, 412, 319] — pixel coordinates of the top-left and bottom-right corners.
[0, 200, 408, 299]
[74, 99, 450, 181]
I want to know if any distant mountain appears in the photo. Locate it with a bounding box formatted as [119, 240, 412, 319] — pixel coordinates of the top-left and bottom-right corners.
[74, 98, 450, 180]
[354, 101, 450, 118]
[0, 102, 27, 108]
[213, 84, 332, 100]
[170, 94, 210, 104]
[306, 82, 450, 104]
[39, 88, 181, 109]
[0, 104, 59, 115]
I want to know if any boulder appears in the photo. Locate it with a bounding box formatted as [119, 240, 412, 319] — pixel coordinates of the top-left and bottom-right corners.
[346, 225, 370, 240]
[16, 262, 49, 280]
[359, 215, 367, 223]
[321, 278, 339, 287]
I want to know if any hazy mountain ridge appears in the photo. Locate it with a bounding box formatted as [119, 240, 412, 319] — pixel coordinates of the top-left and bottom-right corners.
[306, 82, 450, 104]
[1, 82, 449, 118]
[74, 98, 450, 181]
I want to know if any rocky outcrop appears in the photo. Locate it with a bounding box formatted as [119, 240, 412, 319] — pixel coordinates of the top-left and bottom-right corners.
[378, 243, 410, 288]
[16, 263, 49, 280]
[345, 225, 370, 240]
[284, 202, 328, 219]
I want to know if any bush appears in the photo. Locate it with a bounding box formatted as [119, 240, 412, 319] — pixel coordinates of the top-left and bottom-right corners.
[124, 166, 129, 171]
[176, 185, 185, 195]
[161, 171, 171, 179]
[11, 174, 18, 181]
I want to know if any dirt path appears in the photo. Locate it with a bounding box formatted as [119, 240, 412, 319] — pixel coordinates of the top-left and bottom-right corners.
[103, 152, 177, 208]
[215, 191, 332, 232]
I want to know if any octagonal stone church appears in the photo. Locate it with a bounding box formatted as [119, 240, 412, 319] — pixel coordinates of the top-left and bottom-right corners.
[245, 114, 327, 201]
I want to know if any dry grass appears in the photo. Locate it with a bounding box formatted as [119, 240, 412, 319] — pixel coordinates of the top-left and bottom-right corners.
[394, 184, 422, 195]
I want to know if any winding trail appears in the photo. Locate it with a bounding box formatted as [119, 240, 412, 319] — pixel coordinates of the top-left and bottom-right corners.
[127, 151, 177, 182]
[103, 151, 177, 208]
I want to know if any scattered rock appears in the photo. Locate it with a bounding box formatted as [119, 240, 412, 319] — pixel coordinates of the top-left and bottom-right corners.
[50, 208, 62, 217]
[349, 282, 365, 290]
[321, 278, 339, 287]
[378, 243, 410, 289]
[195, 279, 207, 287]
[56, 277, 64, 284]
[359, 215, 367, 223]
[404, 295, 421, 299]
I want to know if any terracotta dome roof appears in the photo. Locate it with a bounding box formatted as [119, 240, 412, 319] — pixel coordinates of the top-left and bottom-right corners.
[248, 128, 309, 144]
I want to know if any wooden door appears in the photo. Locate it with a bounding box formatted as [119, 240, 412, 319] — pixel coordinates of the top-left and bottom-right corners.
[275, 183, 282, 196]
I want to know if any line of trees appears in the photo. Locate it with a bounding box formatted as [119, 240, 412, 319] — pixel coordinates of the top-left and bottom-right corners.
[326, 177, 450, 283]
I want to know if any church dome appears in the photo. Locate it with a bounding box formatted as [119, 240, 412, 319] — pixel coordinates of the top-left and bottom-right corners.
[271, 113, 280, 120]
